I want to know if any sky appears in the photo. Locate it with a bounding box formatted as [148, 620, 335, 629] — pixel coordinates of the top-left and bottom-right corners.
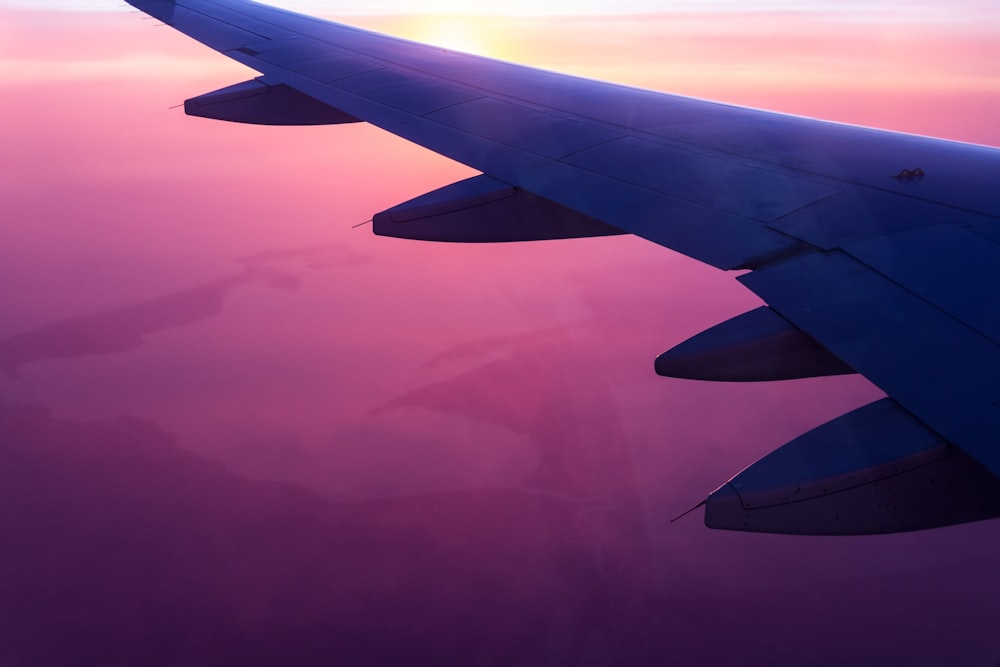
[5, 0, 1000, 15]
[1, 2, 1000, 666]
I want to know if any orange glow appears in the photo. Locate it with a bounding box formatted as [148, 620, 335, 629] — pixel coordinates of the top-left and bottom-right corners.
[347, 14, 525, 59]
[338, 11, 1000, 145]
[4, 9, 998, 143]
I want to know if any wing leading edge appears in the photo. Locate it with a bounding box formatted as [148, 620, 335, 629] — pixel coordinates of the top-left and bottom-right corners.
[126, 0, 1000, 535]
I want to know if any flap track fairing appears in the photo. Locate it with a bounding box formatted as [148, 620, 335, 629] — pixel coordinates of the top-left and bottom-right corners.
[372, 174, 627, 243]
[656, 306, 854, 382]
[705, 399, 1000, 535]
[185, 78, 361, 126]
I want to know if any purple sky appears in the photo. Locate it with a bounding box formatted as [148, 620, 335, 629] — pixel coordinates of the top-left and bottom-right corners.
[1, 4, 1000, 666]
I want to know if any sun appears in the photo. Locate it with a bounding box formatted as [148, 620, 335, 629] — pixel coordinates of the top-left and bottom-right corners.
[403, 16, 499, 56]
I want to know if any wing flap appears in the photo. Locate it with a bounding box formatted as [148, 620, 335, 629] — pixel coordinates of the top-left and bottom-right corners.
[741, 251, 1000, 477]
[845, 225, 1000, 345]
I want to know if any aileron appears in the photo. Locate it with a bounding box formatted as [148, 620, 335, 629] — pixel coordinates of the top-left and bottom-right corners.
[742, 251, 1000, 477]
[846, 225, 1000, 346]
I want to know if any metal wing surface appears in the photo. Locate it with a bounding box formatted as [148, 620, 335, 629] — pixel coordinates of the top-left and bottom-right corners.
[126, 0, 1000, 535]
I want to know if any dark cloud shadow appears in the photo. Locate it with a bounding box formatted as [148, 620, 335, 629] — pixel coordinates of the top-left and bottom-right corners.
[0, 244, 370, 378]
[0, 402, 656, 667]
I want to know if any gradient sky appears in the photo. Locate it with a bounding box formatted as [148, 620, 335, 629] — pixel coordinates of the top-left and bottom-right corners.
[8, 0, 1000, 14]
[2, 3, 1000, 666]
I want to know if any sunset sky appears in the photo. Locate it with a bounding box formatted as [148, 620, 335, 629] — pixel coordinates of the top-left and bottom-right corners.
[7, 0, 1000, 16]
[2, 2, 1000, 665]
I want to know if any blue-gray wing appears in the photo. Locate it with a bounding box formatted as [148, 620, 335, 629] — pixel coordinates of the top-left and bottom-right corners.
[126, 0, 1000, 535]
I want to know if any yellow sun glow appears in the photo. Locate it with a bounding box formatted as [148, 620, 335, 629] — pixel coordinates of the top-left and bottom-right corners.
[393, 16, 507, 57]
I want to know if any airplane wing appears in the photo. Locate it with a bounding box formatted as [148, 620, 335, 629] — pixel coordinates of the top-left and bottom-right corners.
[125, 0, 1000, 535]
